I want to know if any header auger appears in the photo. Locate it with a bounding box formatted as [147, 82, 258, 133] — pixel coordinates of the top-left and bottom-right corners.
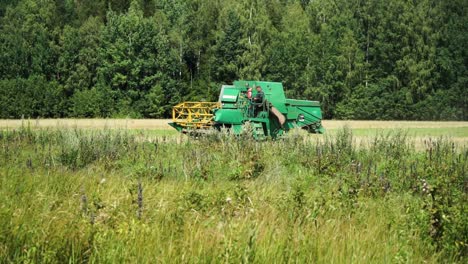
[169, 81, 324, 139]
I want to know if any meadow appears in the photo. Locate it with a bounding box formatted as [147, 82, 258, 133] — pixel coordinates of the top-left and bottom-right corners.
[0, 120, 466, 263]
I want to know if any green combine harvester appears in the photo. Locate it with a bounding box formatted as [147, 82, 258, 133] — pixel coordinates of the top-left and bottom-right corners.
[169, 80, 324, 139]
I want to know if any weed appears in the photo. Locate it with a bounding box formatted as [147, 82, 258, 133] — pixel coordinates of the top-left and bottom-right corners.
[0, 127, 465, 262]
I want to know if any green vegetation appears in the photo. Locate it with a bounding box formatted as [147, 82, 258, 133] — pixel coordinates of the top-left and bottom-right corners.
[0, 0, 466, 120]
[1, 127, 466, 263]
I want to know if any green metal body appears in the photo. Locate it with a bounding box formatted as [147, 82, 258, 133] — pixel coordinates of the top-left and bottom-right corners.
[170, 80, 324, 138]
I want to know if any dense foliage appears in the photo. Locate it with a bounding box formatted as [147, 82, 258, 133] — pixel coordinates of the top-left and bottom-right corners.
[0, 0, 466, 119]
[0, 127, 466, 262]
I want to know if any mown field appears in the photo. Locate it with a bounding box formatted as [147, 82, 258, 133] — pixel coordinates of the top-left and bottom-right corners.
[0, 120, 467, 263]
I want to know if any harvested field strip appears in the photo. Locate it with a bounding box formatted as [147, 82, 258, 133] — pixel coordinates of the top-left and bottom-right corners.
[1, 119, 467, 130]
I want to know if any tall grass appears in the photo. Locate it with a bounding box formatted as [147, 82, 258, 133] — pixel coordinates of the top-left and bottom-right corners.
[0, 126, 466, 263]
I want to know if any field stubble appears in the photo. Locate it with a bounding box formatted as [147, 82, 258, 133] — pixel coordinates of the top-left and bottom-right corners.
[0, 118, 467, 129]
[0, 119, 467, 146]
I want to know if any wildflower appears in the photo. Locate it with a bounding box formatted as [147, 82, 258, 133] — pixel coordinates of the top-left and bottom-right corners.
[422, 179, 429, 194]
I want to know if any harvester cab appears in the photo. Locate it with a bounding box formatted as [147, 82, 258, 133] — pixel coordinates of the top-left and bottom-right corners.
[169, 81, 324, 139]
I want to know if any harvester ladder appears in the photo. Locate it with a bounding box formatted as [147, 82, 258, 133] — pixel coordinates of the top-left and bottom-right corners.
[172, 102, 220, 129]
[252, 122, 266, 140]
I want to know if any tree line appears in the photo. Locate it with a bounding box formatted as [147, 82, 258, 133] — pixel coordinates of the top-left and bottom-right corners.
[0, 0, 466, 120]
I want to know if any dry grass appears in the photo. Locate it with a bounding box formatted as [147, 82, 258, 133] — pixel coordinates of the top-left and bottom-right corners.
[0, 118, 173, 129]
[322, 120, 468, 129]
[1, 119, 467, 130]
[0, 119, 466, 148]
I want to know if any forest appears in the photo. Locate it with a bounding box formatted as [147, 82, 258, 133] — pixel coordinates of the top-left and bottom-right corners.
[0, 0, 466, 120]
